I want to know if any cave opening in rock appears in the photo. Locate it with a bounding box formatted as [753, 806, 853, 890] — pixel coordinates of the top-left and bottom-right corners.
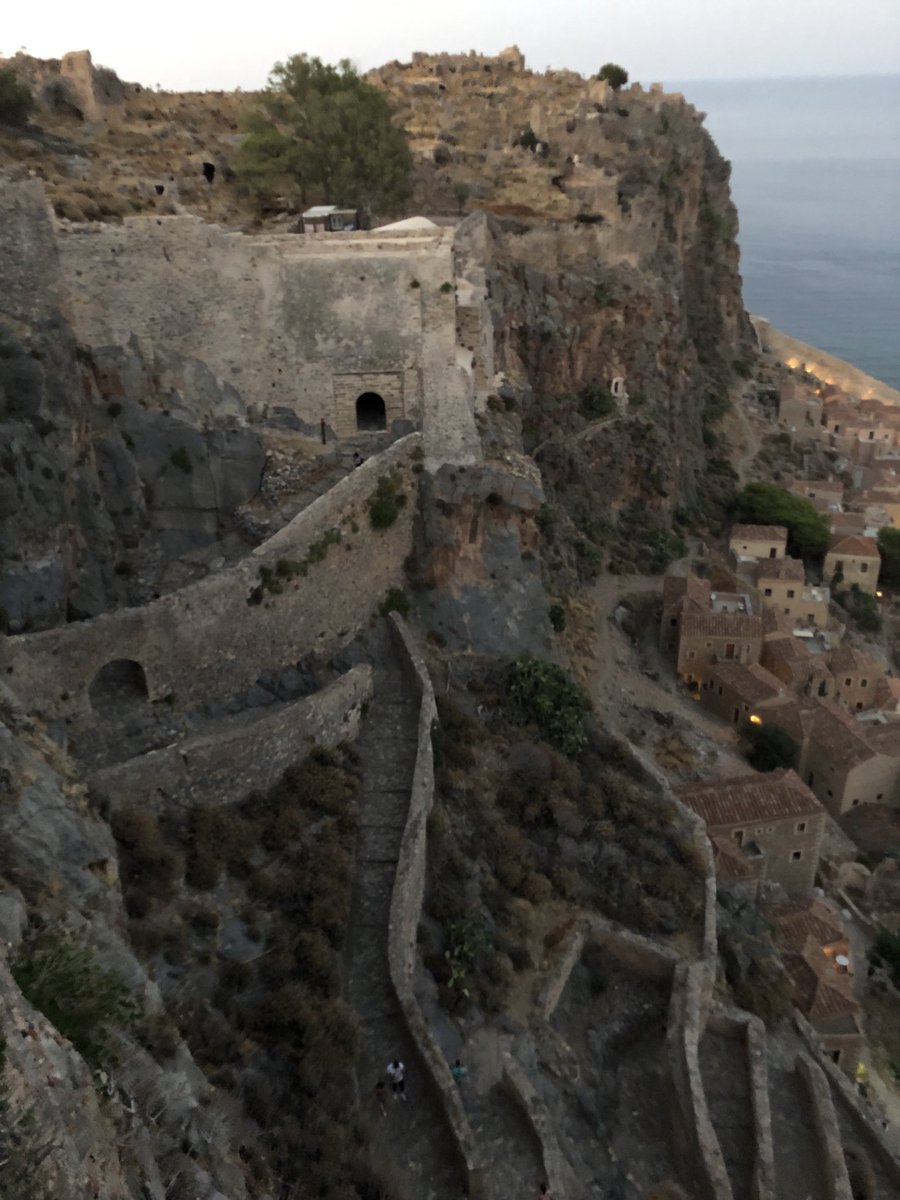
[88, 659, 149, 711]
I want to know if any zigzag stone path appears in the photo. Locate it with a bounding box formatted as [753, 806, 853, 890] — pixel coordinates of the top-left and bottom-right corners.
[346, 624, 465, 1200]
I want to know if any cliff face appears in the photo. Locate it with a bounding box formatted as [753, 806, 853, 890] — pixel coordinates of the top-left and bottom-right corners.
[0, 181, 265, 633]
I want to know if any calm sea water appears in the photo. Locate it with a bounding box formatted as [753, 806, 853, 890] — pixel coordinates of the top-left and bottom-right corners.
[669, 76, 900, 389]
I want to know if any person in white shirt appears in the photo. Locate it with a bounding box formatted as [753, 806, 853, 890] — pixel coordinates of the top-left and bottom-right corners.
[386, 1058, 407, 1101]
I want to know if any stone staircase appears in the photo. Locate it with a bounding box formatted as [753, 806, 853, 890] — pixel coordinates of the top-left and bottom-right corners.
[346, 624, 465, 1200]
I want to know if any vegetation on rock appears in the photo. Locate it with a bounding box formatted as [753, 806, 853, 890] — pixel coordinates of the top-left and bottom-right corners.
[743, 722, 799, 772]
[507, 655, 591, 758]
[877, 526, 900, 590]
[734, 482, 829, 560]
[0, 68, 33, 126]
[237, 54, 412, 216]
[597, 63, 629, 90]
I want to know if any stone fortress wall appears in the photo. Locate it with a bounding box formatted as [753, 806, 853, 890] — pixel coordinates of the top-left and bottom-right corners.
[57, 213, 482, 444]
[0, 437, 421, 725]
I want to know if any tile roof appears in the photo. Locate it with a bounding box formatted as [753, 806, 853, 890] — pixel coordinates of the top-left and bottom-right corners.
[860, 720, 900, 756]
[762, 608, 796, 637]
[680, 611, 762, 639]
[710, 834, 757, 881]
[662, 573, 710, 612]
[827, 534, 880, 558]
[808, 701, 875, 766]
[758, 556, 806, 582]
[773, 899, 844, 954]
[784, 947, 859, 1022]
[707, 662, 785, 705]
[827, 645, 880, 676]
[730, 524, 789, 543]
[676, 768, 823, 827]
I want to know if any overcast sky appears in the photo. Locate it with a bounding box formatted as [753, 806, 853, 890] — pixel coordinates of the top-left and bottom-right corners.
[4, 0, 899, 91]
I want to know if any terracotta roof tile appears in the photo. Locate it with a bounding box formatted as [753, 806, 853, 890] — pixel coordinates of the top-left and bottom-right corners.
[680, 611, 762, 639]
[827, 534, 880, 557]
[730, 524, 789, 543]
[707, 662, 786, 705]
[774, 900, 844, 954]
[676, 769, 823, 827]
[757, 556, 806, 582]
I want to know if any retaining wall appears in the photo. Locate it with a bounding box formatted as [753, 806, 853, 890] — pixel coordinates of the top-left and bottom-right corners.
[0, 437, 420, 724]
[501, 1053, 572, 1200]
[88, 666, 372, 809]
[795, 1052, 853, 1200]
[385, 615, 485, 1197]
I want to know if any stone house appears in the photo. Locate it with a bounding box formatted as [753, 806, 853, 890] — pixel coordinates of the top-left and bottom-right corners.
[710, 832, 766, 901]
[659, 574, 712, 657]
[778, 382, 823, 434]
[861, 487, 900, 528]
[824, 534, 881, 594]
[756, 556, 829, 628]
[729, 524, 788, 563]
[676, 609, 763, 686]
[799, 700, 900, 816]
[676, 769, 826, 897]
[789, 478, 844, 514]
[829, 511, 868, 540]
[300, 205, 360, 233]
[773, 900, 863, 1073]
[761, 634, 834, 700]
[827, 645, 883, 712]
[700, 661, 787, 727]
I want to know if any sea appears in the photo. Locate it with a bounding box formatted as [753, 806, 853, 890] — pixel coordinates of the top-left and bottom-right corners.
[668, 75, 900, 389]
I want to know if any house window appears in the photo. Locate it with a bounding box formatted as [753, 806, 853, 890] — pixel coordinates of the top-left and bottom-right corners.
[861, 562, 868, 573]
[845, 677, 852, 686]
[877, 793, 883, 800]
[717, 686, 724, 696]
[670, 616, 678, 626]
[827, 788, 833, 798]
[787, 589, 796, 599]
[861, 680, 867, 688]
[764, 587, 773, 597]
[834, 424, 841, 433]
[869, 431, 875, 440]
[851, 799, 860, 807]
[784, 608, 790, 615]
[808, 613, 815, 622]
[706, 641, 712, 648]
[856, 702, 863, 711]
[725, 643, 736, 659]
[796, 822, 807, 833]
[830, 1049, 842, 1064]
[791, 850, 802, 861]
[733, 830, 744, 847]
[688, 651, 696, 659]
[808, 772, 814, 786]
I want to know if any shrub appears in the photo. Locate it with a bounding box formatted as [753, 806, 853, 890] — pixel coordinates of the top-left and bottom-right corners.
[597, 63, 629, 90]
[368, 474, 406, 529]
[11, 932, 138, 1066]
[578, 382, 615, 420]
[513, 125, 538, 151]
[743, 722, 799, 772]
[869, 928, 900, 987]
[378, 587, 411, 618]
[507, 656, 591, 758]
[548, 603, 566, 632]
[0, 68, 34, 126]
[734, 482, 829, 561]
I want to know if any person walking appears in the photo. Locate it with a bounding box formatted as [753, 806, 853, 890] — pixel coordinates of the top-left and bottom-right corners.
[386, 1058, 407, 1101]
[451, 1058, 467, 1083]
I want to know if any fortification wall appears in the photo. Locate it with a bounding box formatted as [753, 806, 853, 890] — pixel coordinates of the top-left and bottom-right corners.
[0, 437, 420, 723]
[386, 615, 485, 1197]
[0, 179, 62, 322]
[88, 666, 371, 809]
[796, 1052, 853, 1200]
[753, 318, 900, 404]
[58, 216, 458, 434]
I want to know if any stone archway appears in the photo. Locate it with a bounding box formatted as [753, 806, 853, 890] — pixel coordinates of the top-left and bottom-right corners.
[356, 392, 387, 432]
[88, 659, 149, 712]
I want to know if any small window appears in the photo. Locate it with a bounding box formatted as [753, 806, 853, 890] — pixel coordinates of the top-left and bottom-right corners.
[764, 587, 773, 597]
[767, 826, 774, 833]
[807, 613, 815, 622]
[670, 616, 678, 626]
[787, 589, 796, 599]
[827, 788, 833, 798]
[688, 651, 696, 660]
[784, 608, 790, 615]
[846, 677, 852, 686]
[733, 830, 744, 847]
[876, 793, 883, 800]
[796, 821, 807, 833]
[725, 643, 736, 659]
[868, 430, 875, 440]
[807, 772, 814, 786]
[791, 850, 802, 861]
[861, 679, 868, 688]
[718, 685, 724, 696]
[861, 562, 868, 573]
[856, 701, 863, 711]
[706, 641, 712, 649]
[851, 799, 860, 807]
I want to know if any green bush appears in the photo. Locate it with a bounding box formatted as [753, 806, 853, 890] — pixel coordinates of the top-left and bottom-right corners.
[869, 928, 900, 987]
[378, 586, 411, 618]
[835, 584, 882, 634]
[507, 655, 591, 758]
[743, 722, 799, 772]
[368, 473, 406, 529]
[577, 382, 616, 420]
[0, 68, 34, 126]
[11, 933, 138, 1066]
[877, 526, 900, 589]
[548, 603, 566, 632]
[597, 63, 628, 90]
[734, 482, 829, 560]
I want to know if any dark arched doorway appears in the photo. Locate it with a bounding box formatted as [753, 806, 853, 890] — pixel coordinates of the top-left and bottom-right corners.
[356, 392, 387, 432]
[89, 659, 149, 712]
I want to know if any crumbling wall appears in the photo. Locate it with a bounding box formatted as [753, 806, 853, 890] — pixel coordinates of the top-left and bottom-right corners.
[0, 437, 420, 723]
[88, 666, 372, 809]
[795, 1052, 854, 1200]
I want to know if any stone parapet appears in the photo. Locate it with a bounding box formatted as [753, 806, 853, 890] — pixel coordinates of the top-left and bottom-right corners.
[386, 614, 486, 1197]
[501, 1053, 572, 1200]
[796, 1051, 853, 1200]
[88, 666, 372, 809]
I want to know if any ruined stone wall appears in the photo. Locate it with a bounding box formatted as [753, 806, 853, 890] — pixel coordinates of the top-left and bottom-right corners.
[57, 216, 460, 436]
[0, 179, 62, 322]
[753, 318, 900, 404]
[386, 614, 485, 1196]
[0, 437, 420, 723]
[88, 666, 372, 809]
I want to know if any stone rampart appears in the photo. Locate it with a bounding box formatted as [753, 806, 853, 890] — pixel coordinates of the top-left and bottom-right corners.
[88, 666, 372, 809]
[385, 614, 485, 1197]
[0, 437, 420, 723]
[667, 961, 733, 1200]
[753, 317, 900, 404]
[705, 1008, 776, 1200]
[57, 213, 455, 434]
[501, 1053, 572, 1200]
[795, 1052, 853, 1200]
[0, 178, 62, 323]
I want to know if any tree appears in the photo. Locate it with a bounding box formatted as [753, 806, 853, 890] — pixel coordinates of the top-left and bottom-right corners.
[877, 526, 900, 589]
[743, 721, 799, 772]
[237, 55, 412, 218]
[0, 67, 34, 127]
[598, 63, 629, 90]
[734, 482, 829, 560]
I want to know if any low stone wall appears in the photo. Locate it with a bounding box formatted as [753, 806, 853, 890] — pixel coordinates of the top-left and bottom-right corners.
[1, 437, 420, 725]
[752, 318, 900, 404]
[794, 1013, 900, 1186]
[667, 961, 733, 1200]
[501, 1052, 572, 1200]
[796, 1052, 853, 1200]
[88, 666, 372, 810]
[385, 615, 485, 1197]
[705, 1007, 776, 1200]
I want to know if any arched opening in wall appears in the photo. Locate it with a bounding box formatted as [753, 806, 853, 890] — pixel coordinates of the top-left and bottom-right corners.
[88, 659, 149, 712]
[356, 392, 387, 432]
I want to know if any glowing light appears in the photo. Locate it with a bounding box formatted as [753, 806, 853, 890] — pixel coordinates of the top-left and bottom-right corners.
[876, 591, 884, 599]
[749, 714, 763, 726]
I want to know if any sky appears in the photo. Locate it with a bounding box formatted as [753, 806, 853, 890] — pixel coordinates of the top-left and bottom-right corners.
[3, 0, 899, 91]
